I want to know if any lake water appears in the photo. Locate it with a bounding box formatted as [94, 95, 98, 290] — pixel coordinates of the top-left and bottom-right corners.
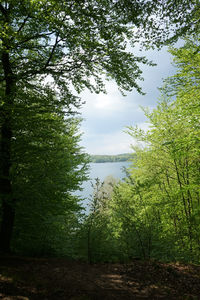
[76, 161, 131, 208]
[89, 161, 130, 182]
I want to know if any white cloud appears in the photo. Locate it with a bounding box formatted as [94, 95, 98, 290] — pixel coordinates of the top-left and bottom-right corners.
[78, 44, 176, 155]
[80, 128, 139, 155]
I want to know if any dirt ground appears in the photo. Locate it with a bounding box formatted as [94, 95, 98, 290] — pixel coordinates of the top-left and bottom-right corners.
[0, 255, 200, 299]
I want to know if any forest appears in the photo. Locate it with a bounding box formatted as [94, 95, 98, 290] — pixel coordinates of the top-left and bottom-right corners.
[0, 1, 200, 299]
[90, 153, 133, 163]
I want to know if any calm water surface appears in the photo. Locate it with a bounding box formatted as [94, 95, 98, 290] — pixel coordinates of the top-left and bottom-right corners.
[89, 161, 130, 181]
[76, 161, 131, 206]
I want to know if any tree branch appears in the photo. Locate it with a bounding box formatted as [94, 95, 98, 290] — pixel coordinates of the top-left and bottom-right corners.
[0, 4, 6, 15]
[16, 15, 30, 34]
[42, 34, 60, 71]
[15, 31, 55, 46]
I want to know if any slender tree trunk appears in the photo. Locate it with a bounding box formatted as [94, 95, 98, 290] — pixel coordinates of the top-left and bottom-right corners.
[0, 48, 15, 253]
[87, 217, 93, 264]
[173, 158, 193, 253]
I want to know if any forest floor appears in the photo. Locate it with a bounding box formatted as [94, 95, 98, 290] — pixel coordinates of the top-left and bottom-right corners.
[0, 255, 200, 299]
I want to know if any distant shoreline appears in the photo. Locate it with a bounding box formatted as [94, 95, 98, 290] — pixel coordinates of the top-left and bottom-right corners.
[90, 153, 135, 163]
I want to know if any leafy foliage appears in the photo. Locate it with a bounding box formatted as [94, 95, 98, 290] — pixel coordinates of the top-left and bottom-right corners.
[2, 83, 89, 255]
[110, 35, 200, 263]
[79, 34, 200, 264]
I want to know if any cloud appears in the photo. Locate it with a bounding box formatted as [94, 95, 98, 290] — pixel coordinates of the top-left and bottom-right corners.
[80, 118, 151, 155]
[79, 45, 176, 155]
[80, 129, 135, 155]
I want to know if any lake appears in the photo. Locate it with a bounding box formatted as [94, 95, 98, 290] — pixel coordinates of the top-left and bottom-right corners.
[76, 161, 131, 208]
[89, 161, 130, 182]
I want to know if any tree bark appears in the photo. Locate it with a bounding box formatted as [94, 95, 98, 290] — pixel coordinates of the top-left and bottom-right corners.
[0, 47, 15, 253]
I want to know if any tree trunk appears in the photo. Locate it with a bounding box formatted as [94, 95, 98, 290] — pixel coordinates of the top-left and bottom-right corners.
[0, 198, 15, 253]
[0, 48, 15, 253]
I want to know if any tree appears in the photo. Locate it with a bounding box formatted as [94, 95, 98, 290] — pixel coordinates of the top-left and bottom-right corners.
[0, 81, 89, 254]
[124, 36, 200, 262]
[98, 33, 200, 263]
[77, 176, 119, 263]
[0, 1, 198, 252]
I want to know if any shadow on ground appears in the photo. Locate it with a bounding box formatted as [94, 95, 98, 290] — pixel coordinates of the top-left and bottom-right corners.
[0, 256, 200, 299]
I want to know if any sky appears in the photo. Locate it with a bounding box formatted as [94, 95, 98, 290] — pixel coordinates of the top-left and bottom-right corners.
[79, 45, 176, 155]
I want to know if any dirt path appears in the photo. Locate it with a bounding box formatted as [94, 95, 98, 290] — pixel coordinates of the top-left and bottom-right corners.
[0, 256, 200, 299]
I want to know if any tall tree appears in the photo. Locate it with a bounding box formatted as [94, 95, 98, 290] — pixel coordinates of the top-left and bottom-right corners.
[0, 0, 198, 252]
[0, 80, 89, 253]
[11, 83, 87, 248]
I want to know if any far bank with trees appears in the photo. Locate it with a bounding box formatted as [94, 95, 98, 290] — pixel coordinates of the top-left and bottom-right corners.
[90, 153, 134, 163]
